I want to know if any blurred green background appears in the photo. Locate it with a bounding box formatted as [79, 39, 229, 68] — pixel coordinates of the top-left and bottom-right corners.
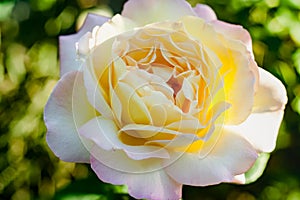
[0, 0, 299, 199]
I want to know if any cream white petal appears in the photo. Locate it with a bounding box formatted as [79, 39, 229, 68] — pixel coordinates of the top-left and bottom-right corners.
[181, 16, 257, 124]
[226, 111, 284, 153]
[120, 124, 182, 138]
[79, 116, 120, 151]
[114, 82, 152, 124]
[225, 68, 287, 152]
[80, 117, 170, 160]
[93, 14, 137, 45]
[165, 130, 258, 186]
[45, 71, 95, 162]
[83, 63, 113, 119]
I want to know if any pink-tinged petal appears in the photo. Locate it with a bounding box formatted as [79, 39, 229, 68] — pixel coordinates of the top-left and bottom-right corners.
[226, 68, 287, 152]
[91, 155, 182, 200]
[211, 20, 253, 52]
[122, 0, 196, 26]
[165, 130, 258, 186]
[59, 14, 109, 76]
[90, 144, 163, 173]
[44, 71, 96, 162]
[193, 4, 217, 21]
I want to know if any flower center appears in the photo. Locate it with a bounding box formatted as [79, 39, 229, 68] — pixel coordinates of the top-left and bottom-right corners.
[93, 23, 228, 154]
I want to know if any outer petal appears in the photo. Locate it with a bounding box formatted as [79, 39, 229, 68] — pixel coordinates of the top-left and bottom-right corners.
[193, 4, 252, 52]
[253, 68, 287, 112]
[165, 130, 258, 186]
[59, 14, 109, 76]
[226, 68, 287, 152]
[193, 4, 217, 21]
[122, 0, 196, 26]
[91, 154, 182, 200]
[231, 153, 270, 184]
[44, 71, 95, 162]
[211, 20, 253, 52]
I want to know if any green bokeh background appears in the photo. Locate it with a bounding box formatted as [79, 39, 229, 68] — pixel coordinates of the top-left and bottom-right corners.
[0, 0, 299, 199]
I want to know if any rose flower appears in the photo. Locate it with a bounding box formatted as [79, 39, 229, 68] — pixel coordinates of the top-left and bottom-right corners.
[44, 0, 287, 199]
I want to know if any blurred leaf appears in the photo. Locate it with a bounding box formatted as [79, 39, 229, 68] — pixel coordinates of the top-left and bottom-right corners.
[30, 0, 57, 11]
[0, 1, 14, 21]
[53, 174, 131, 200]
[57, 194, 105, 200]
[292, 96, 300, 115]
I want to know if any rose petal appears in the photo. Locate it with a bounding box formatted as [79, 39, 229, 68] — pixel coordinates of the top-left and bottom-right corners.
[120, 124, 182, 138]
[166, 119, 205, 134]
[165, 130, 258, 186]
[193, 4, 217, 21]
[91, 155, 182, 200]
[122, 0, 196, 26]
[83, 62, 114, 119]
[44, 71, 95, 162]
[59, 14, 109, 76]
[80, 117, 170, 160]
[231, 174, 246, 184]
[146, 133, 201, 149]
[181, 16, 257, 124]
[93, 14, 137, 46]
[231, 153, 271, 184]
[232, 111, 284, 153]
[211, 20, 253, 52]
[114, 82, 152, 124]
[253, 68, 287, 112]
[225, 68, 287, 152]
[79, 116, 120, 151]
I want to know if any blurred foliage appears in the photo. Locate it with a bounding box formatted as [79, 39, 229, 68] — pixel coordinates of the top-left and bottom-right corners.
[0, 0, 299, 199]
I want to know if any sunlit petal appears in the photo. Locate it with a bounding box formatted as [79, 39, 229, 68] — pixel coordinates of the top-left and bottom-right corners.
[165, 130, 258, 186]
